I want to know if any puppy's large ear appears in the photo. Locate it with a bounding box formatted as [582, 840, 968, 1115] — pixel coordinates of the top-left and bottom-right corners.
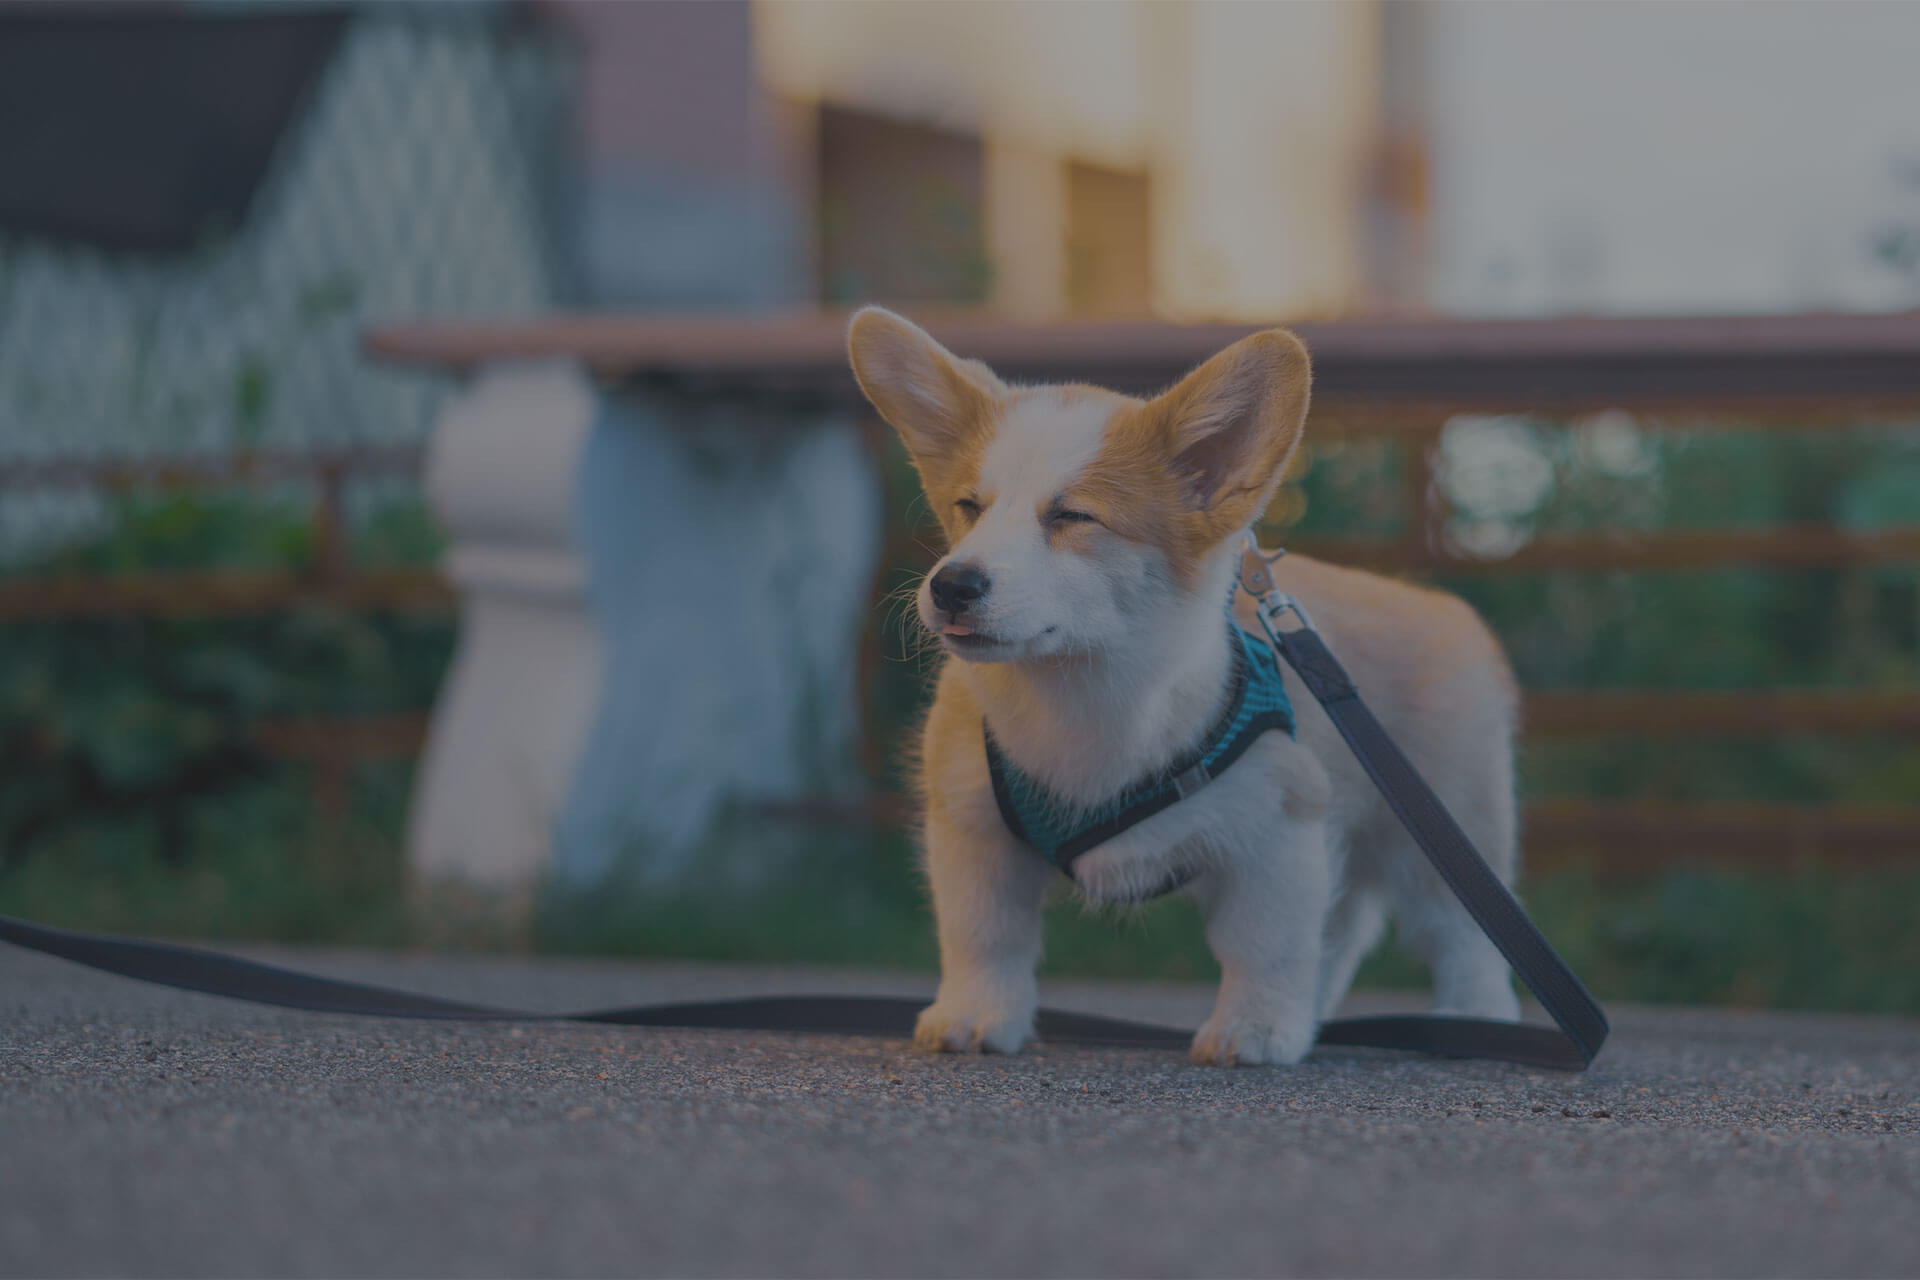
[1151, 329, 1312, 537]
[847, 307, 1003, 468]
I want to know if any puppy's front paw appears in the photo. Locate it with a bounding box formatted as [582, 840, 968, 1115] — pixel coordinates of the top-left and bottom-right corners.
[1190, 1010, 1315, 1067]
[914, 996, 1034, 1055]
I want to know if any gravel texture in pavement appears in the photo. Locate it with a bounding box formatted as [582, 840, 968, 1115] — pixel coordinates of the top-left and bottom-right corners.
[2, 944, 1917, 1278]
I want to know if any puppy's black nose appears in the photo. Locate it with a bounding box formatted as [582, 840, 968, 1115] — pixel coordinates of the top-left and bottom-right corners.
[929, 563, 989, 615]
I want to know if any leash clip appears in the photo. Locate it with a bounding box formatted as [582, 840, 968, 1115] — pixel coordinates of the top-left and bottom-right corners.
[1238, 533, 1315, 642]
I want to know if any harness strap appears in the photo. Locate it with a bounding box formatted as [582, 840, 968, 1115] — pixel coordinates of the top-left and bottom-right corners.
[982, 622, 1293, 884]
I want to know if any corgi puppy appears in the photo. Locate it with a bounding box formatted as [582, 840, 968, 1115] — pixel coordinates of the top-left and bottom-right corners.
[847, 307, 1522, 1066]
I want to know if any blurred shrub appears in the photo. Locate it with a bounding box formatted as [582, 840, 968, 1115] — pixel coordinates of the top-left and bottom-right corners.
[0, 761, 413, 947]
[0, 490, 452, 932]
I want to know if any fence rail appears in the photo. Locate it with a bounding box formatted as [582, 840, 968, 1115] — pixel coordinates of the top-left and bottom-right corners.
[0, 447, 423, 491]
[1292, 524, 1920, 574]
[0, 447, 451, 840]
[0, 448, 449, 619]
[0, 569, 452, 620]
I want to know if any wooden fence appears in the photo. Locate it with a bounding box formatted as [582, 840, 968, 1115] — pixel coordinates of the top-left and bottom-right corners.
[6, 309, 1919, 873]
[1292, 418, 1919, 870]
[0, 448, 446, 840]
[0, 447, 449, 620]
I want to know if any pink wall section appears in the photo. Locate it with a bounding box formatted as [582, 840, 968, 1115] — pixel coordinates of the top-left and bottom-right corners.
[539, 0, 775, 185]
[533, 0, 806, 304]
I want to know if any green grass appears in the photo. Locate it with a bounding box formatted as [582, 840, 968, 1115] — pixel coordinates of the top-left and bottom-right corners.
[0, 763, 413, 949]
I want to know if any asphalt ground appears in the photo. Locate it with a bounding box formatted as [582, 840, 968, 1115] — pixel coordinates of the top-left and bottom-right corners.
[3, 943, 1917, 1278]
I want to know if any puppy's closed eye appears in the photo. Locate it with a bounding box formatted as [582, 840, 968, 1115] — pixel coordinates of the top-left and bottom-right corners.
[1047, 505, 1099, 529]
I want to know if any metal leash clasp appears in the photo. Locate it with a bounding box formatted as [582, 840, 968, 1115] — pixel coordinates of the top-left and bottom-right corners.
[1238, 532, 1315, 648]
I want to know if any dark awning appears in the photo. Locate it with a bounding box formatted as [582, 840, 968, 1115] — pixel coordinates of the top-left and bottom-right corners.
[0, 8, 346, 254]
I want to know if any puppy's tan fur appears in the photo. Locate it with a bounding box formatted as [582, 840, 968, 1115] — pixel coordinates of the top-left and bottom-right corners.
[849, 307, 1521, 1065]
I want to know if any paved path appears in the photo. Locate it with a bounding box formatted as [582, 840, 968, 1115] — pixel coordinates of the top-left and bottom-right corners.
[3, 944, 1916, 1278]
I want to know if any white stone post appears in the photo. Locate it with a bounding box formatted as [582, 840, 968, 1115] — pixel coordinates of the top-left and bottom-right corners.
[407, 361, 603, 896]
[405, 360, 882, 904]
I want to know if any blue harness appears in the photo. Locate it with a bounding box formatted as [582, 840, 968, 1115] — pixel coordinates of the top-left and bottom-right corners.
[984, 619, 1294, 894]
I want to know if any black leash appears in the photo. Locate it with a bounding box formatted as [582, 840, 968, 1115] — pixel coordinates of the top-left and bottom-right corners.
[1243, 544, 1609, 1071]
[0, 908, 1592, 1066]
[0, 548, 1607, 1071]
[0, 911, 1188, 1047]
[1263, 625, 1605, 1070]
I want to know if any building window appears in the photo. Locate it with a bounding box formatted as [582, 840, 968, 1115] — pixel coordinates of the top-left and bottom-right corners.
[816, 105, 988, 305]
[1065, 160, 1152, 317]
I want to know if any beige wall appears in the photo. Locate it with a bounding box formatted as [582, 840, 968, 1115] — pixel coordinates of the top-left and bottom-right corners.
[755, 0, 1380, 320]
[1422, 1, 1920, 315]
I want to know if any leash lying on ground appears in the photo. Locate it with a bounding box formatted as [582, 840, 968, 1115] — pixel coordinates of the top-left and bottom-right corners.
[0, 911, 1186, 1046]
[0, 542, 1607, 1071]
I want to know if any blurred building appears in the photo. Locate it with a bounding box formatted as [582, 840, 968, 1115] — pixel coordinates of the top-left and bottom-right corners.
[557, 0, 1390, 318]
[1421, 1, 1920, 315]
[553, 0, 1920, 319]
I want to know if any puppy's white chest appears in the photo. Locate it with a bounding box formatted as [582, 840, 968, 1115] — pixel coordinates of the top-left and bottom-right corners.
[1062, 733, 1298, 904]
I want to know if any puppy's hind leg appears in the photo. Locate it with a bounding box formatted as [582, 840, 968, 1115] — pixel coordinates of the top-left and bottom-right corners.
[1384, 756, 1522, 1022]
[1316, 883, 1386, 1021]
